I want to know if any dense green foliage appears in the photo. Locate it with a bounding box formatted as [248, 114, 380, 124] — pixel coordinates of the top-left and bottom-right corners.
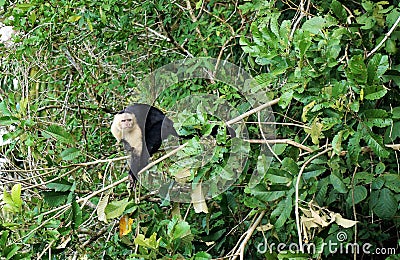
[0, 0, 399, 259]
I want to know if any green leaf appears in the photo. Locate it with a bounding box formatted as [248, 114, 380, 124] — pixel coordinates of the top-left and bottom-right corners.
[371, 188, 397, 219]
[332, 131, 343, 155]
[194, 251, 212, 260]
[383, 173, 400, 192]
[72, 200, 82, 229]
[362, 109, 391, 127]
[42, 191, 69, 207]
[245, 184, 286, 202]
[105, 198, 129, 219]
[352, 186, 368, 204]
[363, 130, 390, 158]
[391, 107, 400, 119]
[0, 101, 11, 116]
[11, 184, 22, 209]
[302, 101, 315, 122]
[274, 194, 292, 228]
[5, 244, 20, 259]
[46, 180, 73, 192]
[331, 0, 347, 21]
[134, 233, 160, 250]
[281, 157, 299, 175]
[375, 162, 385, 174]
[60, 148, 80, 161]
[278, 90, 294, 109]
[364, 86, 387, 100]
[302, 17, 326, 34]
[348, 55, 367, 84]
[43, 125, 74, 144]
[347, 132, 361, 163]
[371, 176, 385, 190]
[173, 220, 191, 240]
[0, 116, 19, 126]
[367, 54, 389, 82]
[330, 173, 347, 193]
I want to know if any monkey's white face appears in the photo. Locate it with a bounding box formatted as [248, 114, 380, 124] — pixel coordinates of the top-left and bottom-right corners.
[119, 114, 134, 130]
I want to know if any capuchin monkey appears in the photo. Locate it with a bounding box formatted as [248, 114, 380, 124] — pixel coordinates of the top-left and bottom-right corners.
[111, 103, 236, 184]
[111, 103, 179, 182]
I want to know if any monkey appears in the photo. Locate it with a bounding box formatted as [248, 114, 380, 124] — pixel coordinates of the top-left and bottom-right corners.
[111, 103, 179, 182]
[111, 103, 236, 184]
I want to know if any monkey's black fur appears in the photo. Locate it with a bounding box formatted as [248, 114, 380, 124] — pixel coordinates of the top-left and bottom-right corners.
[119, 103, 178, 182]
[118, 103, 235, 183]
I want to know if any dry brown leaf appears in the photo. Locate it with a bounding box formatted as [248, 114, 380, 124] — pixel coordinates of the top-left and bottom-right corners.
[191, 183, 208, 214]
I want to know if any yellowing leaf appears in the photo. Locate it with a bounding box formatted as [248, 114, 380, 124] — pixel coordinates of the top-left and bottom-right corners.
[97, 193, 110, 223]
[310, 119, 323, 145]
[119, 214, 134, 237]
[302, 100, 315, 122]
[67, 15, 82, 23]
[257, 223, 274, 231]
[134, 233, 160, 250]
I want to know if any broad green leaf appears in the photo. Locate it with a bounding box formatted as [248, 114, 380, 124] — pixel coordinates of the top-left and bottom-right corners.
[105, 198, 129, 219]
[383, 173, 400, 192]
[363, 131, 390, 158]
[364, 86, 387, 100]
[371, 176, 385, 190]
[371, 188, 397, 219]
[43, 125, 74, 144]
[391, 107, 400, 119]
[46, 180, 72, 192]
[367, 54, 389, 81]
[330, 173, 347, 193]
[331, 0, 347, 21]
[303, 168, 326, 179]
[375, 162, 385, 174]
[194, 251, 212, 260]
[173, 221, 191, 240]
[348, 55, 367, 84]
[134, 233, 160, 249]
[0, 116, 19, 126]
[302, 16, 326, 34]
[274, 194, 292, 228]
[11, 184, 22, 209]
[60, 148, 80, 161]
[42, 191, 69, 207]
[5, 244, 20, 259]
[245, 184, 286, 202]
[352, 185, 368, 204]
[0, 101, 11, 116]
[281, 157, 299, 175]
[347, 132, 361, 163]
[278, 90, 294, 109]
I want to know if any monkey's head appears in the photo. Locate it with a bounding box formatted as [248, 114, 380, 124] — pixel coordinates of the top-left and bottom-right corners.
[111, 112, 138, 143]
[118, 113, 135, 130]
